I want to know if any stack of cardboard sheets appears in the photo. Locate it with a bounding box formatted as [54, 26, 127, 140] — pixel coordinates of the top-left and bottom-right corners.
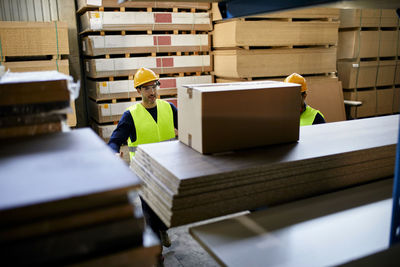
[0, 129, 159, 266]
[131, 115, 398, 227]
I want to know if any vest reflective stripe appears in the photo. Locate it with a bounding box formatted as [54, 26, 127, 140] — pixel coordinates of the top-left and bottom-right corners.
[127, 99, 175, 160]
[300, 105, 324, 126]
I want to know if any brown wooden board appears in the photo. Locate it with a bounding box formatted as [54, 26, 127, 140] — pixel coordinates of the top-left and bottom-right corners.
[339, 9, 399, 28]
[0, 121, 63, 139]
[0, 128, 141, 225]
[190, 178, 393, 267]
[3, 59, 70, 75]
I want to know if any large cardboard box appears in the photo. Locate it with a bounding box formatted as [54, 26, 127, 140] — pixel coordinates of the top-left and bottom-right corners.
[337, 30, 379, 59]
[343, 90, 376, 118]
[213, 21, 339, 48]
[214, 47, 336, 78]
[339, 9, 399, 28]
[178, 81, 301, 154]
[0, 21, 69, 57]
[338, 61, 377, 89]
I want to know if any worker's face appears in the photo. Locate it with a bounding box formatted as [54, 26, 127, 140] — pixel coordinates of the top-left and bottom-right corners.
[301, 92, 307, 113]
[138, 81, 159, 107]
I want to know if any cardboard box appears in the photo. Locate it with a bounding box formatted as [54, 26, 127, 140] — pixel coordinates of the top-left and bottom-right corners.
[340, 9, 399, 28]
[338, 61, 377, 89]
[377, 88, 394, 115]
[82, 34, 210, 56]
[80, 11, 212, 32]
[337, 30, 379, 59]
[213, 21, 339, 48]
[87, 75, 212, 101]
[85, 55, 211, 78]
[343, 90, 376, 118]
[214, 47, 336, 78]
[77, 0, 210, 13]
[178, 81, 301, 154]
[0, 21, 69, 57]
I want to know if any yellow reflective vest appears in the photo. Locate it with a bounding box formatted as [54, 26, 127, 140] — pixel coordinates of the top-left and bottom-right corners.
[300, 105, 324, 126]
[127, 99, 175, 160]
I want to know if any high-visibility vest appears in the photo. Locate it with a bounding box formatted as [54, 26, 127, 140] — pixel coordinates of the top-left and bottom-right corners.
[127, 99, 175, 160]
[300, 105, 324, 126]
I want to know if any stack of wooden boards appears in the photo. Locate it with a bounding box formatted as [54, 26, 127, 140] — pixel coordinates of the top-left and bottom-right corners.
[0, 129, 160, 266]
[78, 0, 213, 157]
[0, 71, 72, 138]
[0, 21, 77, 126]
[131, 115, 397, 227]
[190, 178, 394, 267]
[337, 9, 400, 118]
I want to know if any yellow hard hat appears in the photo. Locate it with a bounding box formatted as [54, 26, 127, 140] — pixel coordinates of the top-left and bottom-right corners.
[134, 67, 159, 88]
[284, 73, 307, 93]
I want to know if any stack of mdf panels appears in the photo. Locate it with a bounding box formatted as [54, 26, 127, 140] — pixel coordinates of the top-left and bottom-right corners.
[212, 4, 339, 82]
[0, 129, 160, 266]
[131, 115, 398, 227]
[338, 9, 400, 118]
[0, 21, 77, 127]
[0, 71, 71, 139]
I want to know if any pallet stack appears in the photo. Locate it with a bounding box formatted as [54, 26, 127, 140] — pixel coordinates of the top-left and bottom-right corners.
[0, 21, 77, 127]
[338, 9, 400, 118]
[78, 0, 213, 159]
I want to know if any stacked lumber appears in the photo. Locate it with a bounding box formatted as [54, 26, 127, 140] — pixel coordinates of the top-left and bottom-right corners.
[79, 1, 213, 162]
[131, 115, 397, 227]
[0, 129, 160, 266]
[337, 9, 400, 118]
[190, 178, 393, 267]
[0, 21, 77, 126]
[0, 71, 75, 139]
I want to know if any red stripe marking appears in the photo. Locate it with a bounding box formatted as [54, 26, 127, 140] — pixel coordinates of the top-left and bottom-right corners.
[154, 13, 172, 23]
[162, 58, 174, 67]
[157, 36, 171, 46]
[153, 36, 158, 45]
[160, 78, 177, 89]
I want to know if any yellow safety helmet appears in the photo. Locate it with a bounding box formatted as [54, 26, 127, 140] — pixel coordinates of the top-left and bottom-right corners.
[284, 73, 307, 93]
[134, 67, 159, 88]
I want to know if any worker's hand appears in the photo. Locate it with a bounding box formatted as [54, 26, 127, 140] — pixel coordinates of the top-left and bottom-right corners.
[115, 152, 123, 158]
[174, 128, 178, 137]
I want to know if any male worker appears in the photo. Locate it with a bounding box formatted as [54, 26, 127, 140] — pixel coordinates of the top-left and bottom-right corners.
[108, 67, 177, 251]
[284, 73, 325, 126]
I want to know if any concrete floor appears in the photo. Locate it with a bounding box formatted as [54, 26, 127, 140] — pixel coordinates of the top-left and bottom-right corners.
[162, 212, 248, 267]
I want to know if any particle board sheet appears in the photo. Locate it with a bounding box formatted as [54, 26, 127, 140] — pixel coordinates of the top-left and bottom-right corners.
[87, 75, 212, 101]
[77, 0, 210, 13]
[89, 99, 137, 123]
[83, 34, 210, 56]
[0, 128, 141, 225]
[85, 55, 211, 78]
[337, 30, 379, 59]
[80, 11, 212, 32]
[0, 21, 69, 57]
[214, 47, 336, 78]
[213, 21, 339, 48]
[190, 178, 393, 267]
[131, 115, 398, 226]
[3, 59, 70, 76]
[339, 9, 399, 28]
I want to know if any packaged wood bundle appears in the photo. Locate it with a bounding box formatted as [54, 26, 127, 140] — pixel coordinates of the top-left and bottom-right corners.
[0, 129, 145, 265]
[131, 115, 398, 227]
[214, 47, 336, 78]
[89, 99, 136, 123]
[213, 21, 339, 48]
[179, 81, 301, 154]
[0, 21, 69, 57]
[85, 55, 211, 78]
[339, 9, 399, 28]
[80, 11, 212, 32]
[87, 75, 212, 101]
[82, 34, 210, 56]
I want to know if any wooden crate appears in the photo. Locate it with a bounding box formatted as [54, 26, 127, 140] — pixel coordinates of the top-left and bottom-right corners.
[214, 47, 336, 79]
[0, 21, 69, 57]
[80, 11, 212, 32]
[82, 34, 210, 56]
[213, 20, 339, 48]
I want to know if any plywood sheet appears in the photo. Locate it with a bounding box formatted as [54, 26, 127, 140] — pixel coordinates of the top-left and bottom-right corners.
[337, 30, 379, 59]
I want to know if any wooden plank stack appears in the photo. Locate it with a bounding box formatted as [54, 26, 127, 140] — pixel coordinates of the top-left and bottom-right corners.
[78, 0, 213, 161]
[337, 9, 400, 118]
[0, 21, 77, 127]
[0, 128, 160, 266]
[131, 115, 398, 227]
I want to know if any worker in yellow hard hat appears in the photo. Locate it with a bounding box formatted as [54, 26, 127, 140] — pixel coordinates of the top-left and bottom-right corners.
[284, 73, 325, 126]
[108, 67, 176, 257]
